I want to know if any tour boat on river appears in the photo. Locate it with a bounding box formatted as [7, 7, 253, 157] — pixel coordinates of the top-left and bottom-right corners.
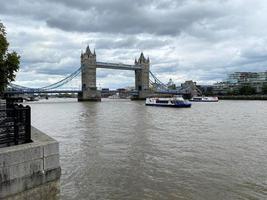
[190, 96, 219, 102]
[145, 96, 191, 108]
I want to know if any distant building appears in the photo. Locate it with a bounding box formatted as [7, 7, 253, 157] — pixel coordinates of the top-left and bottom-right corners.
[167, 78, 176, 89]
[181, 80, 202, 97]
[101, 88, 109, 92]
[212, 82, 235, 95]
[227, 72, 266, 83]
[213, 71, 267, 94]
[116, 88, 130, 99]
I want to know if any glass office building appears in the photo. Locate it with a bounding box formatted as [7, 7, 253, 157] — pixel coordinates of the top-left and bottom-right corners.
[213, 71, 267, 94]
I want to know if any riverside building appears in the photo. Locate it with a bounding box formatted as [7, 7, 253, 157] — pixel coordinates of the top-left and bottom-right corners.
[213, 71, 267, 94]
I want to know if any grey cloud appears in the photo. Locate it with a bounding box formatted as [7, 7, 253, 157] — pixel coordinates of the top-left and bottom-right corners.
[240, 47, 267, 62]
[97, 69, 134, 79]
[1, 0, 267, 89]
[45, 0, 226, 36]
[1, 0, 230, 36]
[36, 67, 76, 75]
[95, 37, 171, 50]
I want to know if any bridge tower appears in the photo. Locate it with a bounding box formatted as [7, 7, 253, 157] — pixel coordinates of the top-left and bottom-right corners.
[134, 53, 151, 99]
[78, 46, 101, 101]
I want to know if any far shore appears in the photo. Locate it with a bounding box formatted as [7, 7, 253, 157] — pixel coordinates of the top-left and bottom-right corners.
[218, 95, 267, 100]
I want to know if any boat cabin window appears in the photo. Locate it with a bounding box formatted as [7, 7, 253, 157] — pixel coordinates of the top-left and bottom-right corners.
[156, 100, 169, 104]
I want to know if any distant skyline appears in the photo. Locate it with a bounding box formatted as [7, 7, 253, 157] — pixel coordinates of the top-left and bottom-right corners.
[1, 0, 267, 89]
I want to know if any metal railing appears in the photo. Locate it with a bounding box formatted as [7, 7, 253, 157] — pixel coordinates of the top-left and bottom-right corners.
[0, 99, 6, 109]
[0, 104, 31, 148]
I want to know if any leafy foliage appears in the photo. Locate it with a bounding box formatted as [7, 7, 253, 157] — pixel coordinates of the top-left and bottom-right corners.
[0, 21, 20, 93]
[239, 85, 256, 95]
[203, 86, 213, 96]
[262, 84, 267, 95]
[167, 84, 176, 90]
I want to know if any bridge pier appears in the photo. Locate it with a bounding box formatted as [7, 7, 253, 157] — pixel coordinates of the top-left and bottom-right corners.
[78, 46, 101, 101]
[131, 90, 153, 100]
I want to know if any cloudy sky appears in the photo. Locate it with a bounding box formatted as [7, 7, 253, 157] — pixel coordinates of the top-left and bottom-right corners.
[1, 0, 267, 89]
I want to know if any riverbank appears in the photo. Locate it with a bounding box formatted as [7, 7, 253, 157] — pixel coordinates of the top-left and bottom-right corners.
[0, 127, 61, 199]
[218, 95, 267, 100]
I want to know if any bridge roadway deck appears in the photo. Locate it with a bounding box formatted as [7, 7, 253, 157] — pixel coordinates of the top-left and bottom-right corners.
[5, 90, 182, 95]
[5, 90, 82, 94]
[5, 90, 140, 95]
[96, 62, 141, 70]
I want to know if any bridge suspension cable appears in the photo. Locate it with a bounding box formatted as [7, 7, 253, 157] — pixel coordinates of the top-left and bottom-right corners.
[40, 67, 81, 90]
[149, 71, 169, 90]
[9, 67, 81, 92]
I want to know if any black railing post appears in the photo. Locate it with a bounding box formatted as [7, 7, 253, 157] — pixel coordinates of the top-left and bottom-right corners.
[25, 106, 31, 142]
[13, 106, 19, 145]
[1, 103, 32, 147]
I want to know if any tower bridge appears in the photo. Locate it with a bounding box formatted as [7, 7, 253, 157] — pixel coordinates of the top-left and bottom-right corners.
[79, 46, 151, 101]
[5, 46, 200, 100]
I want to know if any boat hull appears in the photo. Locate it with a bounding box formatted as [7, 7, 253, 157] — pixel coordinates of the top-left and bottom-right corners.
[190, 96, 218, 102]
[145, 103, 191, 108]
[189, 100, 218, 102]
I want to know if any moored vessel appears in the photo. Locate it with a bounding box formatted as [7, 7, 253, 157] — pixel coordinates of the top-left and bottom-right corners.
[145, 96, 191, 108]
[190, 96, 218, 102]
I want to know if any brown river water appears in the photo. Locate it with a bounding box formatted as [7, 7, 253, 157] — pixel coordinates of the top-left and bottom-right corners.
[27, 98, 267, 200]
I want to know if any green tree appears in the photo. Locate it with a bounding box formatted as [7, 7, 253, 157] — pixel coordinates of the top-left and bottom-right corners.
[262, 84, 267, 95]
[0, 21, 20, 94]
[168, 84, 176, 90]
[203, 87, 213, 96]
[226, 88, 239, 95]
[239, 85, 256, 95]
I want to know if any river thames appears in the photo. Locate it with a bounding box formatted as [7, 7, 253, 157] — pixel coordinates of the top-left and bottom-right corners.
[27, 99, 267, 200]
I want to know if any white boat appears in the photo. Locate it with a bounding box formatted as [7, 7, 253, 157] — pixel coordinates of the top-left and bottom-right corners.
[108, 93, 120, 99]
[146, 96, 191, 108]
[190, 96, 218, 102]
[24, 96, 39, 101]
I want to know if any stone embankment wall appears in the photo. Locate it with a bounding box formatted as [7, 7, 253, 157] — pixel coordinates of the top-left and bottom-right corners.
[0, 127, 61, 199]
